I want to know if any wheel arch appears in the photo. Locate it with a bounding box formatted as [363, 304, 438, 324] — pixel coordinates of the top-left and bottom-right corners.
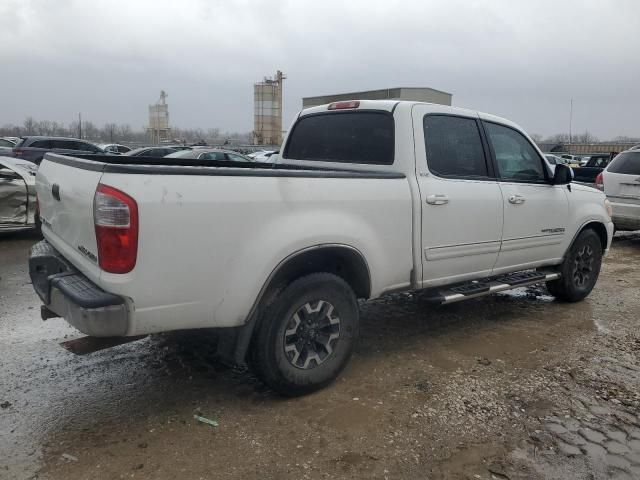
[221, 244, 371, 365]
[573, 221, 608, 252]
[257, 244, 372, 303]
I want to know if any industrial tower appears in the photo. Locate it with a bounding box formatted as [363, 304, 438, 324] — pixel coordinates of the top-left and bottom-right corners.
[253, 71, 286, 146]
[147, 90, 171, 144]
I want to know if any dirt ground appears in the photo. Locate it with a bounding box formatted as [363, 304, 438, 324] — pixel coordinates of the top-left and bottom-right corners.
[1, 230, 639, 480]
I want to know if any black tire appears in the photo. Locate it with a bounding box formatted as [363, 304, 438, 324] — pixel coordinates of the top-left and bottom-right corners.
[251, 273, 359, 396]
[546, 229, 603, 302]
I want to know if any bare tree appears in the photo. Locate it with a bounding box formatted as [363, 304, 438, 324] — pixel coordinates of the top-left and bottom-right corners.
[23, 117, 36, 135]
[104, 123, 118, 142]
[68, 121, 80, 138]
[82, 121, 99, 140]
[546, 133, 571, 143]
[573, 131, 598, 143]
[118, 124, 132, 141]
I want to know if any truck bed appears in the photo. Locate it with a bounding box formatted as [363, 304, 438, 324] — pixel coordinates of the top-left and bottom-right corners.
[35, 153, 414, 336]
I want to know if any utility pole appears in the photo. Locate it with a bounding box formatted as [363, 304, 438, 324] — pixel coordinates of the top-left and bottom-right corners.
[78, 112, 82, 139]
[569, 98, 573, 148]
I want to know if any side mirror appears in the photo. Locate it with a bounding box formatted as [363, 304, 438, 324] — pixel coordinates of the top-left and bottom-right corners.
[553, 163, 573, 185]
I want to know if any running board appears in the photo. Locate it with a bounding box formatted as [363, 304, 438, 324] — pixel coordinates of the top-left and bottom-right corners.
[425, 271, 560, 305]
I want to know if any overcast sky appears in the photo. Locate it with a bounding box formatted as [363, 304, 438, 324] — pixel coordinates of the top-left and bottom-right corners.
[1, 0, 638, 139]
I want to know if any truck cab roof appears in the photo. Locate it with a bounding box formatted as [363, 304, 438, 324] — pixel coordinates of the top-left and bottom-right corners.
[298, 100, 524, 134]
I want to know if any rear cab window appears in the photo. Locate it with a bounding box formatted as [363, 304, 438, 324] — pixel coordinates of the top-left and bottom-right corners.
[608, 152, 640, 175]
[283, 111, 394, 165]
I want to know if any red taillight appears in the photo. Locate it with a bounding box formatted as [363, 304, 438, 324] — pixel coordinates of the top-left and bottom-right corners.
[328, 100, 360, 110]
[595, 172, 604, 191]
[13, 148, 23, 156]
[94, 184, 138, 274]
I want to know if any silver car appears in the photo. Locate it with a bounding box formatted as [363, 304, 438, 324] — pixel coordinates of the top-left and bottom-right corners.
[599, 150, 640, 231]
[165, 148, 253, 162]
[0, 157, 38, 233]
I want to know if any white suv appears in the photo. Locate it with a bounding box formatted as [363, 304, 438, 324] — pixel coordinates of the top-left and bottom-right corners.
[597, 150, 640, 231]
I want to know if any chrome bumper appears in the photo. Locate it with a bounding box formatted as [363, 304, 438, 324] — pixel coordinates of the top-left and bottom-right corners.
[29, 240, 129, 337]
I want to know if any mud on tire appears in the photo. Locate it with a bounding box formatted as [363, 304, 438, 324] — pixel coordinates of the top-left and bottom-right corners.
[250, 273, 359, 396]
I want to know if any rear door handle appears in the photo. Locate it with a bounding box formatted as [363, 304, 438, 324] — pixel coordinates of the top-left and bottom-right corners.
[426, 194, 449, 205]
[508, 194, 525, 204]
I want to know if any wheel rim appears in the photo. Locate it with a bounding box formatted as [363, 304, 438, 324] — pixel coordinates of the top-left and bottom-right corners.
[283, 300, 341, 370]
[572, 244, 595, 288]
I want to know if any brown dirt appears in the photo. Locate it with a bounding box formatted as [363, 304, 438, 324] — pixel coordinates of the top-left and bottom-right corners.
[1, 231, 639, 480]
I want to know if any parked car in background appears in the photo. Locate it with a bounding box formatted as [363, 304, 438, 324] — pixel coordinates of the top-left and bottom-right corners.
[0, 157, 38, 233]
[165, 148, 253, 162]
[123, 147, 179, 157]
[545, 154, 567, 166]
[99, 143, 131, 155]
[572, 154, 614, 185]
[0, 137, 18, 147]
[247, 150, 262, 158]
[597, 149, 640, 231]
[0, 137, 18, 155]
[12, 136, 105, 165]
[165, 145, 193, 151]
[253, 150, 279, 162]
[559, 154, 583, 167]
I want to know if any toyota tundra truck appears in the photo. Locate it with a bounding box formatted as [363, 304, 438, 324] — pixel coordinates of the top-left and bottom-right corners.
[29, 100, 614, 395]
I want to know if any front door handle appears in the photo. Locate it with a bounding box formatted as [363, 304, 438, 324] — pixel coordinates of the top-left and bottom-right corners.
[426, 194, 449, 205]
[508, 194, 525, 204]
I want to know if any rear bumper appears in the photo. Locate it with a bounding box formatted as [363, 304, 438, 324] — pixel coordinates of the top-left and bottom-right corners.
[610, 200, 640, 231]
[29, 240, 129, 336]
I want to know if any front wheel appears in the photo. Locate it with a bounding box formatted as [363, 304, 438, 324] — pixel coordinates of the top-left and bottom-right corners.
[251, 273, 359, 396]
[546, 229, 603, 302]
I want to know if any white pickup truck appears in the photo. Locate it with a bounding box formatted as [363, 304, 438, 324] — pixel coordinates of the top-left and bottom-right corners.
[29, 100, 614, 395]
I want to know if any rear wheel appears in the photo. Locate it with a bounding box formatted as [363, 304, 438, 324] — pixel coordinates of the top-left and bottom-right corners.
[251, 273, 359, 396]
[546, 229, 603, 302]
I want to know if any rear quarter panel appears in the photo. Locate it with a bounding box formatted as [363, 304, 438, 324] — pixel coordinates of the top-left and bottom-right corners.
[98, 172, 413, 335]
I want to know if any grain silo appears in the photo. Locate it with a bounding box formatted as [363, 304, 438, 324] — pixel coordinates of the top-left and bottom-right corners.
[253, 71, 285, 146]
[147, 90, 171, 144]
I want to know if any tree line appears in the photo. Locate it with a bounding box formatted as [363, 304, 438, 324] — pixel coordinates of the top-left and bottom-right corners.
[529, 131, 640, 144]
[0, 117, 253, 145]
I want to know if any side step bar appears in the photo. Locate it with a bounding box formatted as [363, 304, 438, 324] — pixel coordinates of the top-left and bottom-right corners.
[425, 270, 560, 305]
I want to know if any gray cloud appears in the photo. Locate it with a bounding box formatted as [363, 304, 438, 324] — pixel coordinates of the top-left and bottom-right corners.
[1, 0, 638, 138]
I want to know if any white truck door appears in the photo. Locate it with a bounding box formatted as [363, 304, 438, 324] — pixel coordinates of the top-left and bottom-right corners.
[412, 105, 503, 287]
[482, 120, 569, 271]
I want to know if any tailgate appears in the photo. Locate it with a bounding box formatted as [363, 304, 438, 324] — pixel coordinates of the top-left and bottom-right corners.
[36, 154, 104, 281]
[606, 172, 640, 200]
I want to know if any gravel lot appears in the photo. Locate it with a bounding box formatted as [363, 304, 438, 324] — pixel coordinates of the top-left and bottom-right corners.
[1, 230, 639, 480]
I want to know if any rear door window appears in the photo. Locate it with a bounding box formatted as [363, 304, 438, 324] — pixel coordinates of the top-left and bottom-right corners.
[608, 152, 640, 175]
[51, 140, 74, 150]
[31, 140, 53, 149]
[423, 115, 490, 179]
[284, 111, 394, 165]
